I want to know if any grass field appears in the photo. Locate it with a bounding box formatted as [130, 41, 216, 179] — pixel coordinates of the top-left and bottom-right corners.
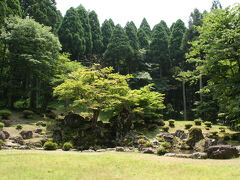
[0, 150, 240, 180]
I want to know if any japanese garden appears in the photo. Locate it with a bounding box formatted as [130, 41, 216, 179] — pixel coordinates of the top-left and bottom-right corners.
[0, 0, 240, 179]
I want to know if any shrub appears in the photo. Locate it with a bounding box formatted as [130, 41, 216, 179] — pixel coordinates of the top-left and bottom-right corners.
[205, 127, 210, 130]
[157, 137, 165, 142]
[157, 147, 166, 156]
[211, 131, 218, 136]
[14, 99, 29, 109]
[137, 139, 147, 145]
[185, 123, 192, 129]
[43, 141, 58, 150]
[16, 124, 23, 130]
[160, 142, 171, 149]
[0, 139, 3, 150]
[23, 110, 34, 118]
[0, 110, 12, 119]
[144, 142, 154, 148]
[204, 121, 212, 128]
[168, 119, 175, 127]
[194, 119, 202, 126]
[0, 122, 4, 130]
[219, 127, 225, 132]
[62, 142, 73, 151]
[162, 126, 169, 132]
[158, 120, 165, 126]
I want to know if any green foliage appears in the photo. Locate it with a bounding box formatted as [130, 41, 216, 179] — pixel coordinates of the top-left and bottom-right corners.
[144, 142, 154, 148]
[125, 21, 139, 51]
[157, 137, 165, 142]
[23, 110, 34, 119]
[101, 19, 114, 52]
[43, 141, 58, 150]
[137, 139, 147, 145]
[140, 18, 151, 39]
[14, 100, 29, 109]
[16, 124, 23, 130]
[204, 122, 212, 128]
[6, 0, 22, 17]
[0, 139, 3, 150]
[194, 119, 202, 126]
[0, 110, 12, 119]
[137, 28, 149, 49]
[185, 123, 193, 129]
[205, 127, 210, 130]
[0, 122, 4, 130]
[158, 120, 165, 126]
[168, 119, 175, 127]
[62, 142, 73, 151]
[162, 126, 169, 132]
[157, 147, 166, 156]
[160, 142, 171, 149]
[219, 127, 225, 133]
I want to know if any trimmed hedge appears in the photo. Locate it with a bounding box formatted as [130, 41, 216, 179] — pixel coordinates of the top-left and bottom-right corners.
[43, 141, 58, 150]
[0, 110, 12, 119]
[157, 147, 166, 156]
[62, 142, 73, 151]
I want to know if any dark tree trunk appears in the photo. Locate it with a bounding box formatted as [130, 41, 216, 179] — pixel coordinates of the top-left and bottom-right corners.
[91, 109, 100, 128]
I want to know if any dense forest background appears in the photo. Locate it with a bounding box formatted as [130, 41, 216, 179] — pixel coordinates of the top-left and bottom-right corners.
[0, 0, 239, 129]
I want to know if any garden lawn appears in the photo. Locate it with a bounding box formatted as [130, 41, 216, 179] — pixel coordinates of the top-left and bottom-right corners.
[0, 150, 240, 180]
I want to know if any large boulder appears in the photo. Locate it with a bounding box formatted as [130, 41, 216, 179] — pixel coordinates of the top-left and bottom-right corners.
[9, 136, 25, 145]
[36, 121, 46, 127]
[206, 145, 239, 159]
[192, 152, 208, 159]
[2, 131, 10, 139]
[186, 128, 204, 148]
[157, 133, 174, 143]
[174, 130, 187, 140]
[0, 131, 6, 140]
[142, 148, 155, 154]
[20, 130, 33, 139]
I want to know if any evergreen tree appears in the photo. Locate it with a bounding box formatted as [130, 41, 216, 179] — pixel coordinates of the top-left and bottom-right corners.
[101, 19, 114, 53]
[125, 21, 139, 51]
[159, 20, 170, 37]
[149, 23, 169, 77]
[169, 19, 186, 68]
[6, 0, 22, 17]
[104, 24, 133, 73]
[89, 10, 103, 57]
[211, 0, 222, 10]
[20, 0, 62, 33]
[58, 7, 85, 61]
[137, 28, 149, 49]
[140, 18, 151, 39]
[77, 4, 93, 58]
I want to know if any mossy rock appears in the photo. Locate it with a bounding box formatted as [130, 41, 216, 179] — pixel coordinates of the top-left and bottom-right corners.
[186, 127, 204, 148]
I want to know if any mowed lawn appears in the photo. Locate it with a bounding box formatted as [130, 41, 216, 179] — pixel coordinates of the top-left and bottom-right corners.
[0, 151, 240, 180]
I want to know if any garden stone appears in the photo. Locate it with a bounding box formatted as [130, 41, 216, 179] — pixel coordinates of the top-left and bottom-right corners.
[0, 131, 6, 140]
[20, 130, 33, 139]
[36, 121, 46, 127]
[2, 131, 10, 139]
[164, 153, 177, 157]
[164, 153, 192, 158]
[206, 145, 239, 159]
[157, 132, 174, 143]
[82, 150, 95, 152]
[9, 136, 25, 145]
[116, 147, 125, 152]
[52, 130, 62, 143]
[2, 120, 11, 127]
[142, 148, 155, 154]
[4, 141, 21, 148]
[151, 140, 160, 146]
[236, 146, 240, 154]
[204, 138, 217, 151]
[175, 130, 187, 140]
[106, 148, 116, 151]
[35, 129, 43, 134]
[96, 149, 106, 152]
[186, 128, 204, 148]
[192, 152, 208, 159]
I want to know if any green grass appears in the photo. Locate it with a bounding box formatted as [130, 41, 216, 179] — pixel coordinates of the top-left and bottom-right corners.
[0, 151, 239, 180]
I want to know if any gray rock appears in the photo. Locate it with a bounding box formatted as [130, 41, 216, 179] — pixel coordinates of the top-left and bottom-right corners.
[151, 140, 160, 146]
[106, 148, 116, 151]
[192, 152, 208, 159]
[157, 132, 174, 143]
[36, 121, 46, 127]
[20, 130, 33, 139]
[186, 128, 204, 148]
[206, 145, 239, 159]
[82, 150, 95, 152]
[164, 153, 177, 157]
[142, 148, 155, 154]
[116, 147, 125, 152]
[164, 153, 192, 158]
[35, 129, 43, 134]
[96, 149, 106, 152]
[204, 138, 217, 151]
[236, 146, 240, 153]
[9, 136, 25, 145]
[0, 131, 6, 140]
[175, 130, 187, 140]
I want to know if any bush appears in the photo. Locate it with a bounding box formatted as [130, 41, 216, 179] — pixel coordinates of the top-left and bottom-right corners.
[137, 139, 147, 145]
[158, 120, 165, 126]
[219, 127, 225, 132]
[205, 127, 210, 130]
[0, 139, 3, 150]
[14, 99, 29, 109]
[16, 124, 23, 130]
[185, 123, 193, 129]
[0, 122, 4, 130]
[204, 121, 212, 128]
[194, 119, 202, 126]
[43, 141, 58, 150]
[211, 131, 218, 136]
[23, 110, 34, 118]
[160, 142, 171, 149]
[168, 119, 175, 127]
[157, 147, 166, 156]
[157, 137, 165, 142]
[162, 126, 169, 132]
[144, 142, 154, 148]
[0, 110, 12, 119]
[62, 142, 73, 151]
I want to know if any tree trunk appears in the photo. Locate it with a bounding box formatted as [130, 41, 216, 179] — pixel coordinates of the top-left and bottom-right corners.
[64, 99, 70, 110]
[182, 80, 187, 121]
[91, 109, 100, 128]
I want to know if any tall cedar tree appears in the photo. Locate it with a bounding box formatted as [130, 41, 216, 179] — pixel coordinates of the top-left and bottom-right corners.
[169, 19, 186, 68]
[159, 20, 170, 37]
[58, 7, 85, 61]
[104, 24, 133, 73]
[125, 21, 139, 51]
[140, 18, 152, 39]
[101, 19, 114, 53]
[77, 5, 93, 58]
[20, 0, 62, 34]
[137, 28, 149, 49]
[211, 0, 222, 10]
[89, 10, 103, 57]
[149, 23, 169, 77]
